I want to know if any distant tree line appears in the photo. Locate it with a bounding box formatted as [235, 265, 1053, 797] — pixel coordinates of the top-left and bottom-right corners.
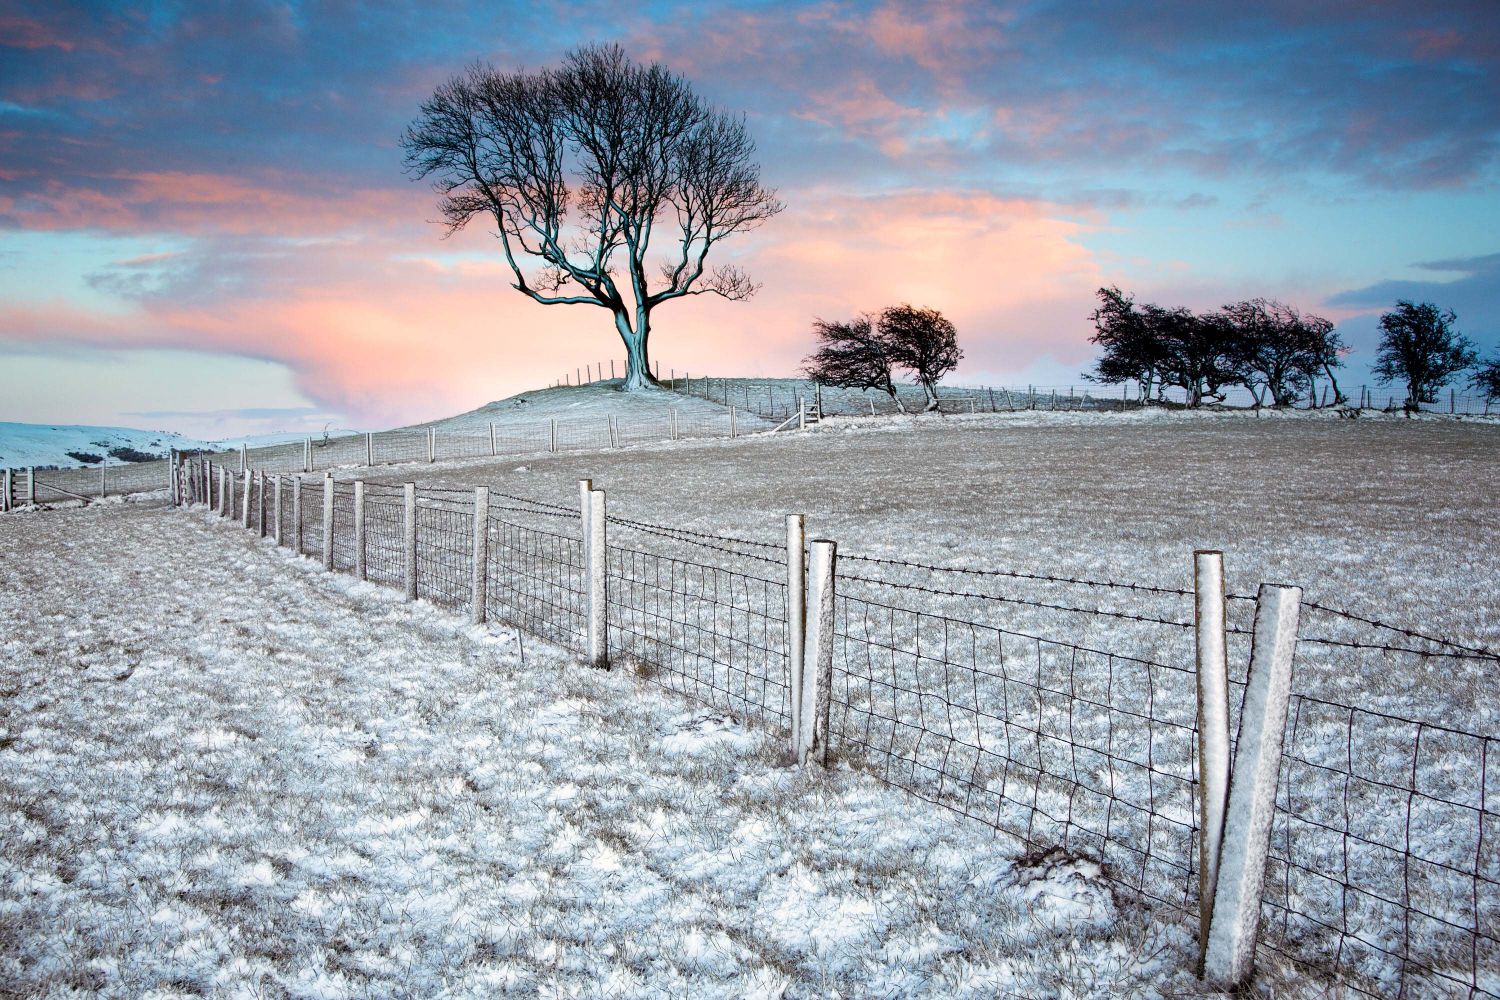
[1086, 288, 1495, 412]
[1085, 287, 1346, 407]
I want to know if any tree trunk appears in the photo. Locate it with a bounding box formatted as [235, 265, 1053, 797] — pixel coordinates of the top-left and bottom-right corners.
[884, 381, 908, 414]
[921, 380, 939, 412]
[1323, 364, 1344, 405]
[616, 309, 658, 391]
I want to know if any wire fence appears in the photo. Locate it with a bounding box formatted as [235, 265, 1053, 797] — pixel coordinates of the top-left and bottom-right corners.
[177, 457, 1499, 998]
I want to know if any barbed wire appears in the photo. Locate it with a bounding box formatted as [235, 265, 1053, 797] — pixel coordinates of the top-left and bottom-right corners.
[841, 551, 1194, 596]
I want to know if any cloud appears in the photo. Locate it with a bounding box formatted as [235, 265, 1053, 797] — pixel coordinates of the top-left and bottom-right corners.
[1326, 252, 1500, 348]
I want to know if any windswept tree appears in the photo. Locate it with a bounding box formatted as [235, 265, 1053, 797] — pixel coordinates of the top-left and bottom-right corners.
[1373, 301, 1478, 411]
[1085, 287, 1164, 401]
[802, 314, 907, 412]
[879, 304, 962, 411]
[1151, 304, 1235, 407]
[401, 45, 783, 390]
[1221, 299, 1342, 407]
[1468, 355, 1500, 407]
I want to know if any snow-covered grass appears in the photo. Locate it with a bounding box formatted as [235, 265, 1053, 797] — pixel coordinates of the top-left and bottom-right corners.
[1, 500, 1221, 998]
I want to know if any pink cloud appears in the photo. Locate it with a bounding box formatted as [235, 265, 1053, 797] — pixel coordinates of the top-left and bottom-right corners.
[0, 15, 75, 51]
[4, 170, 419, 237]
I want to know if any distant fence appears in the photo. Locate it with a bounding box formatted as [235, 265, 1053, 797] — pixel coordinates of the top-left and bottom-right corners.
[664, 375, 1498, 420]
[177, 453, 1498, 999]
[1, 407, 760, 511]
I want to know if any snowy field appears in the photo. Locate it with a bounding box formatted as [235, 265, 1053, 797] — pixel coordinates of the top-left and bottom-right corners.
[1, 499, 1221, 999]
[3, 404, 1497, 997]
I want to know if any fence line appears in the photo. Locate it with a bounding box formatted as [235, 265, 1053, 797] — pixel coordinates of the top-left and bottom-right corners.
[172, 452, 1498, 999]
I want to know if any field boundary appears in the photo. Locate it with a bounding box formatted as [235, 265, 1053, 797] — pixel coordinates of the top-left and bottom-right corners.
[173, 451, 1499, 999]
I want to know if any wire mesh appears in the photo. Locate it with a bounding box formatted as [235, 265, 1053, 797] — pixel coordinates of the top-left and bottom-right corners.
[331, 482, 358, 572]
[607, 544, 792, 732]
[298, 481, 323, 558]
[485, 515, 586, 651]
[414, 500, 473, 610]
[364, 496, 405, 587]
[827, 587, 1200, 907]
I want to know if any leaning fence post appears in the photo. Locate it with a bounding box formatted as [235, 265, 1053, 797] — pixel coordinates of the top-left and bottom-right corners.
[1203, 582, 1303, 989]
[798, 538, 837, 767]
[241, 469, 252, 528]
[1194, 550, 1231, 963]
[586, 487, 608, 668]
[272, 475, 283, 545]
[403, 482, 417, 601]
[787, 515, 807, 750]
[353, 481, 366, 579]
[321, 473, 334, 570]
[292, 476, 304, 552]
[471, 486, 489, 624]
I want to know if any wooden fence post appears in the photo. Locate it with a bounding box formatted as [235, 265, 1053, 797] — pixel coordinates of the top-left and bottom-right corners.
[353, 481, 366, 580]
[1203, 583, 1303, 989]
[292, 475, 304, 552]
[786, 514, 807, 755]
[272, 475, 283, 545]
[586, 487, 607, 668]
[798, 538, 837, 766]
[366, 432, 374, 467]
[240, 443, 247, 472]
[403, 483, 417, 601]
[730, 405, 737, 438]
[2, 468, 11, 512]
[241, 470, 252, 528]
[427, 428, 435, 463]
[489, 421, 497, 457]
[471, 486, 489, 624]
[322, 473, 334, 570]
[1194, 550, 1231, 964]
[303, 436, 312, 473]
[99, 462, 106, 500]
[219, 465, 229, 517]
[550, 418, 557, 453]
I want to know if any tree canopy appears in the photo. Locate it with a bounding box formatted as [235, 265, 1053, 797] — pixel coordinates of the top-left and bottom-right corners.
[401, 44, 783, 389]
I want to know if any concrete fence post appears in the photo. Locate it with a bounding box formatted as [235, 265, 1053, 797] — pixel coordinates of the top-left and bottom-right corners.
[303, 436, 312, 473]
[1194, 550, 1231, 964]
[241, 469, 252, 528]
[489, 421, 497, 457]
[353, 481, 366, 580]
[366, 432, 374, 467]
[292, 476, 303, 553]
[321, 473, 334, 570]
[586, 487, 608, 668]
[403, 483, 417, 601]
[272, 475, 283, 546]
[786, 514, 807, 755]
[550, 418, 557, 453]
[578, 478, 593, 568]
[471, 486, 489, 624]
[427, 427, 435, 463]
[798, 538, 837, 766]
[1203, 583, 1303, 989]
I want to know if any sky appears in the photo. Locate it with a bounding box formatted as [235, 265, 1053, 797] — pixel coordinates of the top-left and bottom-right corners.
[1, 0, 1497, 437]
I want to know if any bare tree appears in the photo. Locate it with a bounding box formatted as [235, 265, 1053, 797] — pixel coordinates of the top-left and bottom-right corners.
[401, 45, 783, 390]
[879, 304, 962, 411]
[802, 315, 907, 412]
